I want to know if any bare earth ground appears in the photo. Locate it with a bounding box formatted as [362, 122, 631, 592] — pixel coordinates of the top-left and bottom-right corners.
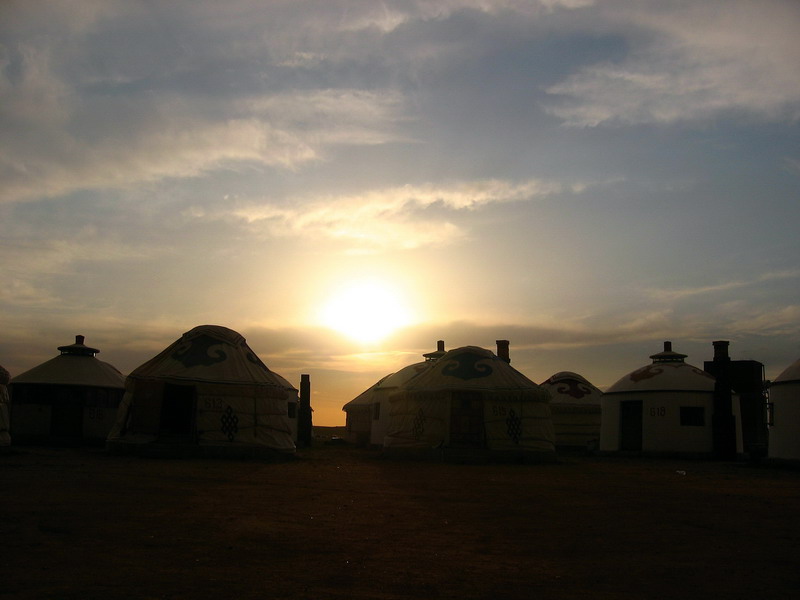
[3, 430, 800, 600]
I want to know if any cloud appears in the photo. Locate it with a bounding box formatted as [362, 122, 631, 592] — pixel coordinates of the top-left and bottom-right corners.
[710, 302, 800, 338]
[0, 237, 155, 315]
[546, 0, 800, 126]
[0, 0, 612, 205]
[0, 82, 408, 204]
[784, 157, 800, 175]
[231, 178, 573, 251]
[0, 1, 413, 206]
[642, 270, 800, 302]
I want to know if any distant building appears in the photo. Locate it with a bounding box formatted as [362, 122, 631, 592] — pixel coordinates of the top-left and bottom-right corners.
[540, 371, 602, 451]
[767, 357, 800, 463]
[601, 341, 743, 458]
[107, 325, 297, 457]
[10, 335, 125, 445]
[384, 342, 555, 461]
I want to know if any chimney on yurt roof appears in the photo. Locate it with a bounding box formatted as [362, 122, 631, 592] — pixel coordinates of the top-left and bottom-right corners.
[57, 335, 99, 357]
[496, 340, 511, 363]
[649, 340, 687, 364]
[423, 340, 446, 362]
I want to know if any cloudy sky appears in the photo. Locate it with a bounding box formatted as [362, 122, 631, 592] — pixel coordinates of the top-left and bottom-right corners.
[2, 0, 799, 425]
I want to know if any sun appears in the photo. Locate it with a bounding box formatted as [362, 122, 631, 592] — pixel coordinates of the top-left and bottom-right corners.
[319, 281, 414, 344]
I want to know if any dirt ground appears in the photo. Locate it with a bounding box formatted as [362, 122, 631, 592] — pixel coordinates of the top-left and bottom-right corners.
[2, 433, 799, 600]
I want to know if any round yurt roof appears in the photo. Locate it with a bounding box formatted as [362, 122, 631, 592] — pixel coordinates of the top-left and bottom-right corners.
[344, 374, 393, 411]
[10, 336, 125, 389]
[401, 346, 546, 396]
[270, 371, 299, 394]
[773, 358, 800, 385]
[540, 371, 602, 404]
[605, 341, 715, 394]
[344, 361, 435, 410]
[129, 324, 287, 388]
[379, 361, 432, 389]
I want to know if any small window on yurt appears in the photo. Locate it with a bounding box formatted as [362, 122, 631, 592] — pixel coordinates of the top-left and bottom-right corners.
[680, 406, 705, 427]
[372, 402, 380, 421]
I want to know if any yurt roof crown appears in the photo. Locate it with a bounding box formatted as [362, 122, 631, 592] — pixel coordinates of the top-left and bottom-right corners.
[649, 341, 687, 364]
[423, 340, 447, 362]
[58, 335, 99, 357]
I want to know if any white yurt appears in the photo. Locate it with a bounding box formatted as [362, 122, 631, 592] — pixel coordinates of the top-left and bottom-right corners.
[9, 336, 125, 445]
[600, 341, 743, 457]
[343, 341, 445, 446]
[107, 325, 297, 457]
[540, 371, 602, 450]
[384, 342, 555, 461]
[0, 364, 10, 450]
[767, 357, 800, 463]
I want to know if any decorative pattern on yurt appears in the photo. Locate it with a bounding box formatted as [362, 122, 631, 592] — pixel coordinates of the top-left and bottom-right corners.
[108, 325, 296, 455]
[384, 345, 554, 458]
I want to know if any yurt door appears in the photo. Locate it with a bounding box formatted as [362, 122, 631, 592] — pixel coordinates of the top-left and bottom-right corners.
[619, 400, 643, 451]
[159, 383, 196, 438]
[450, 392, 485, 448]
[50, 388, 83, 439]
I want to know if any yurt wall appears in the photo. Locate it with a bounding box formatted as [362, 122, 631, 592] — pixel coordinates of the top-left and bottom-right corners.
[767, 358, 800, 463]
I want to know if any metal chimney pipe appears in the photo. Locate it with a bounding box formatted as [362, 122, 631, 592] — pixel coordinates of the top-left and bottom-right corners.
[76, 335, 85, 345]
[713, 340, 730, 361]
[496, 340, 510, 363]
[710, 341, 736, 459]
[664, 341, 672, 352]
[437, 340, 445, 352]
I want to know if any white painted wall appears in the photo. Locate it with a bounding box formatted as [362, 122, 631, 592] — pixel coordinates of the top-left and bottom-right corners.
[601, 391, 743, 455]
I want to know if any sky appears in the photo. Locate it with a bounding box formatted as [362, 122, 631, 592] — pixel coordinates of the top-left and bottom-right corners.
[1, 0, 799, 426]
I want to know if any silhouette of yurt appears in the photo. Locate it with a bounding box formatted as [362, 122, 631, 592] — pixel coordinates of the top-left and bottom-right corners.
[767, 357, 800, 463]
[107, 325, 296, 457]
[600, 341, 743, 457]
[384, 343, 554, 460]
[343, 341, 444, 446]
[343, 374, 390, 446]
[540, 371, 602, 450]
[9, 336, 125, 445]
[0, 364, 10, 450]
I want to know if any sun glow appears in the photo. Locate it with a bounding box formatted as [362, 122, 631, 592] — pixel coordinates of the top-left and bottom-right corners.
[319, 281, 414, 344]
